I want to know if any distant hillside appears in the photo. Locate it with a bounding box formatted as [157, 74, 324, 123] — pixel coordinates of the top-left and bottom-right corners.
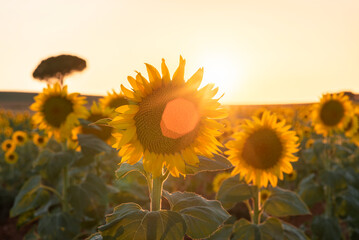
[0, 91, 101, 113]
[1, 91, 358, 113]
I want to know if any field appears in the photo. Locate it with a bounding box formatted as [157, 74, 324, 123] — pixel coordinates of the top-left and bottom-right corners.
[1, 86, 359, 240]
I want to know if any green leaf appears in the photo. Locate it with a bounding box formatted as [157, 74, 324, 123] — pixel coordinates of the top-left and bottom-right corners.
[38, 212, 81, 240]
[298, 174, 324, 207]
[311, 216, 341, 240]
[263, 187, 310, 217]
[78, 134, 112, 155]
[99, 203, 186, 240]
[185, 154, 233, 175]
[319, 169, 346, 189]
[216, 176, 257, 209]
[282, 222, 309, 240]
[164, 191, 230, 239]
[45, 151, 72, 181]
[116, 161, 147, 179]
[207, 224, 232, 240]
[10, 176, 50, 217]
[232, 218, 283, 240]
[33, 149, 54, 168]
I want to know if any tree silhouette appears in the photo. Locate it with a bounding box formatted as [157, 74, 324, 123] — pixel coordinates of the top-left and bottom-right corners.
[33, 54, 87, 86]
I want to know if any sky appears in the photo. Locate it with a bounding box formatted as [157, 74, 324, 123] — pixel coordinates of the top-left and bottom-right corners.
[0, 0, 358, 104]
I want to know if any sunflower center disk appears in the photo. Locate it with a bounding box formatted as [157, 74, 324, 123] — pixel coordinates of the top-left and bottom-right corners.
[134, 86, 200, 154]
[42, 96, 74, 128]
[320, 100, 344, 126]
[160, 98, 199, 139]
[109, 97, 129, 109]
[242, 128, 283, 169]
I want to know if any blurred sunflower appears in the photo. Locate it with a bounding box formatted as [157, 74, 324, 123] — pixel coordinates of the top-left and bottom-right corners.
[73, 102, 115, 143]
[1, 139, 16, 152]
[212, 172, 231, 192]
[260, 189, 271, 202]
[312, 93, 353, 136]
[225, 111, 299, 188]
[12, 131, 28, 146]
[100, 90, 129, 110]
[110, 57, 227, 177]
[30, 83, 88, 141]
[286, 169, 297, 181]
[344, 115, 358, 138]
[32, 133, 47, 147]
[305, 139, 314, 149]
[5, 151, 18, 164]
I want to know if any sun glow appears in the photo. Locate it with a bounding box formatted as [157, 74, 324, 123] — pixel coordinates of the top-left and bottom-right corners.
[199, 53, 245, 103]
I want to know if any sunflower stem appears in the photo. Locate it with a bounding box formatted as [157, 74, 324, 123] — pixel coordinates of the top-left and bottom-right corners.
[151, 175, 164, 212]
[252, 187, 260, 224]
[62, 164, 69, 212]
[61, 142, 69, 212]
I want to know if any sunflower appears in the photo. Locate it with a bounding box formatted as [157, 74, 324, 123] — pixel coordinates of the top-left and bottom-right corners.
[12, 131, 28, 146]
[312, 93, 353, 136]
[225, 111, 299, 188]
[30, 83, 88, 141]
[286, 169, 297, 181]
[305, 139, 314, 149]
[1, 139, 16, 152]
[5, 151, 18, 164]
[73, 102, 115, 143]
[100, 90, 129, 110]
[110, 57, 227, 177]
[32, 133, 47, 147]
[212, 172, 231, 192]
[260, 189, 271, 202]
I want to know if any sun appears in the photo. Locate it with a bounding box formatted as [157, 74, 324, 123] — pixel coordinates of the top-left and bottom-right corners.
[199, 52, 244, 103]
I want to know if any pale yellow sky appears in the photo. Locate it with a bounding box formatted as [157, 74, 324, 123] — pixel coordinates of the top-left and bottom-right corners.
[0, 0, 358, 104]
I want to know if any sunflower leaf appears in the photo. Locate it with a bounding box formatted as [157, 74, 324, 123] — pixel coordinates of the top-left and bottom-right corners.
[116, 161, 147, 179]
[77, 134, 112, 154]
[10, 176, 50, 217]
[207, 224, 233, 240]
[98, 203, 186, 240]
[216, 176, 257, 209]
[163, 191, 230, 239]
[311, 216, 341, 240]
[232, 218, 283, 240]
[89, 118, 113, 127]
[185, 154, 233, 175]
[263, 187, 310, 217]
[282, 222, 309, 240]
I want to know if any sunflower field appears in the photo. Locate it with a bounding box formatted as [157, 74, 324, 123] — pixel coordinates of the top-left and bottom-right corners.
[1, 57, 359, 240]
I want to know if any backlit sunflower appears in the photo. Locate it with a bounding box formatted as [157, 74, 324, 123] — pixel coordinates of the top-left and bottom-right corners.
[1, 139, 16, 152]
[100, 90, 129, 110]
[5, 151, 18, 164]
[312, 93, 353, 136]
[30, 83, 88, 141]
[73, 102, 115, 144]
[12, 131, 28, 146]
[225, 111, 299, 188]
[110, 57, 227, 177]
[32, 133, 47, 147]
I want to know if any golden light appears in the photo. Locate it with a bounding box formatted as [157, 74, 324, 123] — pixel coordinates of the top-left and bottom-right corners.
[199, 52, 244, 102]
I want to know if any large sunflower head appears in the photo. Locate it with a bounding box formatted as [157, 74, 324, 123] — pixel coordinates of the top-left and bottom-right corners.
[73, 101, 115, 143]
[5, 151, 18, 164]
[100, 90, 129, 110]
[110, 57, 227, 177]
[30, 83, 88, 141]
[12, 131, 28, 146]
[312, 93, 353, 136]
[225, 111, 299, 188]
[1, 139, 16, 152]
